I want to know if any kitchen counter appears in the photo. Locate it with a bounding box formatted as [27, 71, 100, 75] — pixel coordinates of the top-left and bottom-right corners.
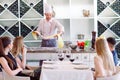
[27, 47, 95, 53]
[26, 47, 96, 67]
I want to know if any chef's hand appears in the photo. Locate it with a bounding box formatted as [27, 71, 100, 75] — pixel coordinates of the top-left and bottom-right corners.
[53, 34, 59, 39]
[34, 31, 40, 36]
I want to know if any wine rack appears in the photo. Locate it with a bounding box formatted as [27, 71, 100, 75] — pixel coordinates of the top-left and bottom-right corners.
[110, 20, 120, 37]
[110, 0, 120, 16]
[8, 22, 19, 37]
[20, 0, 30, 18]
[33, 0, 44, 16]
[97, 0, 107, 15]
[116, 42, 120, 58]
[8, 0, 19, 17]
[0, 26, 5, 35]
[0, 0, 44, 47]
[20, 22, 31, 37]
[98, 0, 120, 58]
[98, 21, 107, 37]
[0, 5, 5, 14]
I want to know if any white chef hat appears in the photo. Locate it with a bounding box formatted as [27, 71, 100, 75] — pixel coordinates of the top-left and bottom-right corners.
[44, 3, 52, 13]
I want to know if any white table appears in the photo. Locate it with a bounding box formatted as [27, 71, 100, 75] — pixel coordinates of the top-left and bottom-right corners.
[40, 61, 94, 80]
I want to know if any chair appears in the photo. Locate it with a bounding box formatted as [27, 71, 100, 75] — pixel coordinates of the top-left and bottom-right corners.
[96, 72, 120, 80]
[0, 67, 30, 80]
[0, 71, 3, 80]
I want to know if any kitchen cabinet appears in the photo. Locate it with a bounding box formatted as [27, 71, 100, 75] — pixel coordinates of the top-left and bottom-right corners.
[0, 0, 120, 57]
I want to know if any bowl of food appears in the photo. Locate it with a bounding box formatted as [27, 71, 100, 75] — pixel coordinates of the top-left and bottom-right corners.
[70, 45, 77, 50]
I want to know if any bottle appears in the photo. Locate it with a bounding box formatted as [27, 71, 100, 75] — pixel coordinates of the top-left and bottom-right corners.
[91, 31, 96, 49]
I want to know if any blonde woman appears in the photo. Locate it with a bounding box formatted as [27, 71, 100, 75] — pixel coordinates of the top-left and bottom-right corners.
[11, 36, 31, 69]
[94, 37, 116, 78]
[11, 36, 41, 80]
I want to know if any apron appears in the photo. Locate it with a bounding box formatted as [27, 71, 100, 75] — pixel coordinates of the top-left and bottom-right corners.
[41, 39, 56, 47]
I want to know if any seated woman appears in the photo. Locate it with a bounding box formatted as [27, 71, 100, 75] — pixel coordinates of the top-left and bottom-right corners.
[94, 37, 116, 78]
[11, 36, 41, 80]
[0, 36, 23, 76]
[0, 36, 39, 80]
[11, 36, 31, 70]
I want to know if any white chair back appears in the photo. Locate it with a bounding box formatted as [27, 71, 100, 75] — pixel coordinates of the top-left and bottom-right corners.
[2, 68, 30, 80]
[0, 71, 4, 80]
[96, 72, 120, 80]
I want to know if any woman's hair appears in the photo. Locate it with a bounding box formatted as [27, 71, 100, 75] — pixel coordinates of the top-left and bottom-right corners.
[11, 36, 24, 56]
[95, 37, 116, 72]
[0, 36, 13, 69]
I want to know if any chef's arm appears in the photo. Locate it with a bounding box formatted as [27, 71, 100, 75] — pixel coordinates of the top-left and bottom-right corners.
[34, 31, 46, 39]
[35, 20, 46, 39]
[55, 20, 64, 37]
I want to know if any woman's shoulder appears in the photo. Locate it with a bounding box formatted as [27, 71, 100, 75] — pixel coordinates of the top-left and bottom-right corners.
[94, 55, 101, 60]
[94, 55, 103, 63]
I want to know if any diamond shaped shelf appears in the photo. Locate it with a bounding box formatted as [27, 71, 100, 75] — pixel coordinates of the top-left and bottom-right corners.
[97, 0, 107, 15]
[110, 0, 120, 16]
[0, 5, 5, 14]
[110, 20, 120, 37]
[98, 21, 107, 36]
[8, 22, 19, 37]
[20, 0, 30, 18]
[8, 0, 18, 17]
[116, 42, 120, 58]
[20, 22, 31, 37]
[33, 0, 43, 16]
[21, 20, 39, 30]
[0, 26, 5, 35]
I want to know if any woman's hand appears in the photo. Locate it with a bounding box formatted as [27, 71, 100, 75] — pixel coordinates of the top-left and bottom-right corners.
[21, 46, 27, 56]
[17, 64, 23, 71]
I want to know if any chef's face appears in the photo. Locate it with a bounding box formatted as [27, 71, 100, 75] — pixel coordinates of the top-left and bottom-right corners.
[45, 13, 52, 21]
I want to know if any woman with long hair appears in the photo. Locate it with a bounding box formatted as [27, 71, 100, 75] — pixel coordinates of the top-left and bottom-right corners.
[11, 36, 30, 69]
[11, 36, 41, 80]
[94, 37, 116, 78]
[0, 36, 22, 75]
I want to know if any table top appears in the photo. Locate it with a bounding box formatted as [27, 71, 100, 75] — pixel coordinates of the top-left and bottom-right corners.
[40, 61, 94, 80]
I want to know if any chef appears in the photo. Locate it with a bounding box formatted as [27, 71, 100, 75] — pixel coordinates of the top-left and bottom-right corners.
[35, 4, 64, 47]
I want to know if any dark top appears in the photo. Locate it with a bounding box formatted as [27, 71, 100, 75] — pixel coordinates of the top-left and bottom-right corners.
[0, 53, 18, 72]
[7, 53, 27, 76]
[7, 52, 18, 70]
[112, 50, 118, 66]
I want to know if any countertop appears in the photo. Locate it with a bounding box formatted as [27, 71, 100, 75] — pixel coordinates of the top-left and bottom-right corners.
[27, 47, 95, 53]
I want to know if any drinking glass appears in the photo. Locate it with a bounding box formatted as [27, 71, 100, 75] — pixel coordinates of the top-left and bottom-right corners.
[69, 54, 75, 62]
[57, 48, 64, 61]
[65, 48, 71, 59]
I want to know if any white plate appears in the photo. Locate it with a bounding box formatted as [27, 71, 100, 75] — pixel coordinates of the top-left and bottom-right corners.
[43, 61, 55, 64]
[74, 65, 89, 70]
[72, 61, 83, 65]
